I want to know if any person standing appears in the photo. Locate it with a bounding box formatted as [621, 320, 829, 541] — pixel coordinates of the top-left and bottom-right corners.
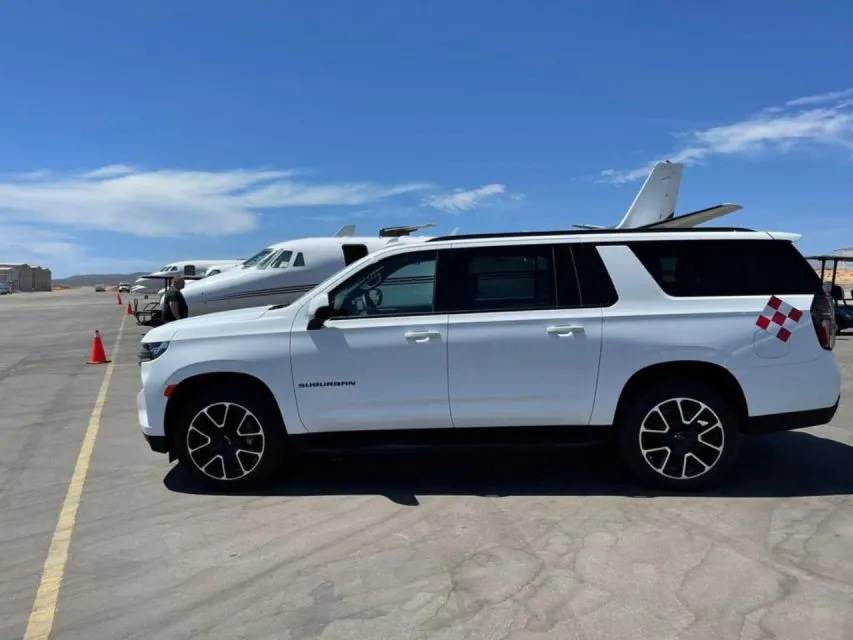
[162, 275, 189, 323]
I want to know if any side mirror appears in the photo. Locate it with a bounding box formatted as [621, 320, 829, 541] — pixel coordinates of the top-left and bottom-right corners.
[307, 294, 334, 330]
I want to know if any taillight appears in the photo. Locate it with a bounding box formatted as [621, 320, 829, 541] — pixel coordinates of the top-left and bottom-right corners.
[811, 292, 836, 350]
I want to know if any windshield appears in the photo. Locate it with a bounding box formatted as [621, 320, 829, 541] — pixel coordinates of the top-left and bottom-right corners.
[241, 247, 274, 268]
[268, 250, 293, 269]
[256, 250, 281, 269]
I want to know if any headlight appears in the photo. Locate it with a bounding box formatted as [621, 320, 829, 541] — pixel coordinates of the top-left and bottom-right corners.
[138, 341, 170, 364]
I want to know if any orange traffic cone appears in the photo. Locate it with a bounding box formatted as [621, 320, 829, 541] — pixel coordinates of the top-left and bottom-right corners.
[87, 329, 109, 364]
[126, 301, 133, 315]
[116, 293, 122, 305]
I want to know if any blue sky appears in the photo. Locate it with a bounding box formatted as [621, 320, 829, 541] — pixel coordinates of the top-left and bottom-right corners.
[2, 1, 853, 277]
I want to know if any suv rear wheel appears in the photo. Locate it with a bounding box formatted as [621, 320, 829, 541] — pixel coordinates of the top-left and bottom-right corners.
[618, 380, 741, 491]
[172, 384, 285, 491]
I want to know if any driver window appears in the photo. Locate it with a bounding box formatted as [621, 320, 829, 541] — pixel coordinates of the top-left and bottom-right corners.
[330, 250, 438, 317]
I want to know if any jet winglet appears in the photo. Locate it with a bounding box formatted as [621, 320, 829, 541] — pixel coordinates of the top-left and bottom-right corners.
[334, 224, 356, 237]
[379, 223, 436, 237]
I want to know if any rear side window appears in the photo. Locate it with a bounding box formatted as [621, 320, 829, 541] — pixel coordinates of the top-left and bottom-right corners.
[558, 243, 619, 307]
[628, 239, 822, 297]
[436, 245, 557, 313]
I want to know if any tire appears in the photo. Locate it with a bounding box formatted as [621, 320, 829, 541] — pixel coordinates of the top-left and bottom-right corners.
[171, 383, 286, 491]
[618, 380, 741, 491]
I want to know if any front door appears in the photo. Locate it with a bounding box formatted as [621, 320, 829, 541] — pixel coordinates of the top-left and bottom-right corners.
[289, 249, 452, 432]
[440, 243, 604, 428]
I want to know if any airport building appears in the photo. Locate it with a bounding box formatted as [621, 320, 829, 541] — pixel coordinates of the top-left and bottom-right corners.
[0, 263, 52, 292]
[31, 265, 53, 291]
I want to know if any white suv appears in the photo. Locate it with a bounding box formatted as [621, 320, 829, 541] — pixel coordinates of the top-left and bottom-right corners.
[137, 228, 841, 491]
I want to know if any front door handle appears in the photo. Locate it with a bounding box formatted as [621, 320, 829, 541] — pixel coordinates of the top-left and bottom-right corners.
[405, 330, 440, 342]
[546, 325, 583, 336]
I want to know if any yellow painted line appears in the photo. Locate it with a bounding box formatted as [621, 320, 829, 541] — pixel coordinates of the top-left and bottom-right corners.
[23, 314, 127, 640]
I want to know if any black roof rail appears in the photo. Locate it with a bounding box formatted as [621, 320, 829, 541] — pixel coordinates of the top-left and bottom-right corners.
[425, 226, 757, 242]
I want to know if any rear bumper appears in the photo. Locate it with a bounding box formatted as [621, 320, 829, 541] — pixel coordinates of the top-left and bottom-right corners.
[745, 395, 840, 435]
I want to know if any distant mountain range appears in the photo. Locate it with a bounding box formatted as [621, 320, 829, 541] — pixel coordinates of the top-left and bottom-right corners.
[53, 272, 148, 287]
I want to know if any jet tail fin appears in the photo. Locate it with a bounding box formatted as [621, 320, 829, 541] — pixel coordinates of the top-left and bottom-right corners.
[571, 161, 684, 230]
[614, 161, 684, 229]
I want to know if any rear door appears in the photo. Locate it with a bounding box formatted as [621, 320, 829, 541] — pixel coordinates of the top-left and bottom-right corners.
[439, 242, 605, 428]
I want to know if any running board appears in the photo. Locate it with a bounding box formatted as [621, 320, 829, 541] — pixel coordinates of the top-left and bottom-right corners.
[287, 425, 612, 455]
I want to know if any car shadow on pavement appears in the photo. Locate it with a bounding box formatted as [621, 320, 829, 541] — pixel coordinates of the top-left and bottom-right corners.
[164, 430, 853, 505]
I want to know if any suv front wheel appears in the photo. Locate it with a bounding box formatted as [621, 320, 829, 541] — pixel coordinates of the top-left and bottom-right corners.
[171, 384, 286, 491]
[618, 381, 741, 491]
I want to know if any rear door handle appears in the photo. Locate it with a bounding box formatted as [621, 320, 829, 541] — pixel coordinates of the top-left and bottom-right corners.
[405, 330, 440, 342]
[546, 325, 583, 336]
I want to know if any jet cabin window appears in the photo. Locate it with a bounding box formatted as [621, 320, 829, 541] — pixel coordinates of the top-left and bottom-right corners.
[329, 250, 438, 317]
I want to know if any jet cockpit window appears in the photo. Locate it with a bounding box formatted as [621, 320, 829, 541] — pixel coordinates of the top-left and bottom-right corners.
[293, 252, 305, 267]
[257, 250, 282, 269]
[269, 250, 294, 268]
[241, 248, 274, 268]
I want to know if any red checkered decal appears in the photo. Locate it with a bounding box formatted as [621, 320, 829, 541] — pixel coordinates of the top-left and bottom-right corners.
[755, 295, 803, 342]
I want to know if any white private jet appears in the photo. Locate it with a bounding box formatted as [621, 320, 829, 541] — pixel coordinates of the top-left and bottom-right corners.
[132, 259, 244, 295]
[168, 161, 743, 317]
[178, 224, 438, 315]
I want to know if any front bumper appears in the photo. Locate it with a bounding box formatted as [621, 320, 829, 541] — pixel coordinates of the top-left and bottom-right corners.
[138, 388, 171, 455]
[144, 434, 169, 453]
[138, 381, 167, 434]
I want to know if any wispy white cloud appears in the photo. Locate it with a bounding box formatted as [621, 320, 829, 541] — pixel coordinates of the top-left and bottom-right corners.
[424, 183, 522, 213]
[81, 164, 137, 179]
[0, 166, 432, 238]
[600, 88, 853, 184]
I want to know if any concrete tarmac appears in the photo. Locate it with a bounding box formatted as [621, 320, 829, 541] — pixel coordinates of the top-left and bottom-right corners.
[2, 288, 853, 639]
